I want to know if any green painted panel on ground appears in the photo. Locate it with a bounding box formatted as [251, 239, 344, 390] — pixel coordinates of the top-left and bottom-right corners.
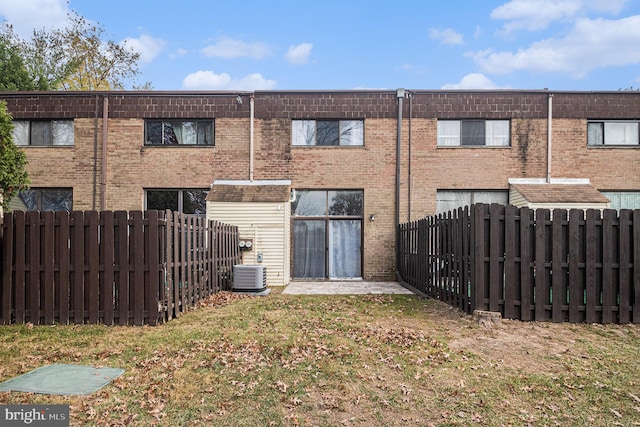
[0, 364, 124, 396]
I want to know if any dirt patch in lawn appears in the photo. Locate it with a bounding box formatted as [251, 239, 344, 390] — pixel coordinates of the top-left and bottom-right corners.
[426, 301, 638, 375]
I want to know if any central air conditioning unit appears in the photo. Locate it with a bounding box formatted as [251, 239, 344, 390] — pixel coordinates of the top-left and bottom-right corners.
[233, 265, 268, 293]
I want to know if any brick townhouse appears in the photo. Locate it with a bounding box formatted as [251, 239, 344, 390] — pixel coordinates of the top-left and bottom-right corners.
[1, 89, 639, 285]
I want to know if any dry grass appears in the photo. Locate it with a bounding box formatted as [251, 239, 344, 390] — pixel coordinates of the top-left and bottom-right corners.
[0, 289, 639, 426]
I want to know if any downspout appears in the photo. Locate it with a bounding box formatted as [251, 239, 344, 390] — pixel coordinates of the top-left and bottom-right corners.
[395, 88, 404, 274]
[101, 95, 108, 210]
[250, 95, 255, 181]
[407, 91, 413, 222]
[92, 95, 99, 210]
[547, 93, 553, 183]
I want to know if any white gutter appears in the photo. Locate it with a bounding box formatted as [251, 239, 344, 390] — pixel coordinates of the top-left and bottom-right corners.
[213, 179, 292, 186]
[547, 93, 553, 183]
[250, 96, 255, 181]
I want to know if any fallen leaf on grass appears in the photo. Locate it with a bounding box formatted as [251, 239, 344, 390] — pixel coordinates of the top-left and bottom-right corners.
[610, 408, 622, 418]
[197, 291, 249, 308]
[276, 381, 288, 393]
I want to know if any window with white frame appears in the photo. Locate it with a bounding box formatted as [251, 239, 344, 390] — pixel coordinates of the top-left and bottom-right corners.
[437, 120, 510, 147]
[145, 120, 214, 145]
[587, 121, 639, 146]
[12, 120, 74, 146]
[145, 189, 209, 214]
[292, 119, 364, 146]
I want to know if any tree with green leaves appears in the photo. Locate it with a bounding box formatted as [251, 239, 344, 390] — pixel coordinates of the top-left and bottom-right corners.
[0, 23, 62, 90]
[0, 37, 39, 90]
[0, 100, 29, 211]
[1, 10, 150, 91]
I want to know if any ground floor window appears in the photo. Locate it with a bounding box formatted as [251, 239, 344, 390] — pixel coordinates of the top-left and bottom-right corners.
[292, 190, 363, 279]
[145, 189, 208, 214]
[436, 190, 508, 215]
[10, 188, 73, 211]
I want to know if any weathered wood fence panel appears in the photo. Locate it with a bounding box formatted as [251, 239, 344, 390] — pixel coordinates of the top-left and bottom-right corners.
[398, 204, 640, 324]
[0, 210, 240, 326]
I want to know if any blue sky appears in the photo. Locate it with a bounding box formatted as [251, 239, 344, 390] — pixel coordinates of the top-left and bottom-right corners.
[1, 0, 640, 91]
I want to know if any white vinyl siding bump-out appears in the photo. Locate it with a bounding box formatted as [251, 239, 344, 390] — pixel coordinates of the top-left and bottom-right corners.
[207, 201, 291, 286]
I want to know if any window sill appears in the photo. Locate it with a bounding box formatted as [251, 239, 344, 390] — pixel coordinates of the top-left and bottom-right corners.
[143, 144, 215, 148]
[291, 145, 365, 148]
[587, 145, 640, 148]
[18, 145, 75, 148]
[436, 145, 511, 148]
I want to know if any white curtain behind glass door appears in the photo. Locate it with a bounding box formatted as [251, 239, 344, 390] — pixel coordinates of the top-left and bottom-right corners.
[328, 220, 361, 278]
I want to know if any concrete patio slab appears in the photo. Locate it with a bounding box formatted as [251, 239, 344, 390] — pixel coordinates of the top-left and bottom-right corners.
[282, 281, 414, 295]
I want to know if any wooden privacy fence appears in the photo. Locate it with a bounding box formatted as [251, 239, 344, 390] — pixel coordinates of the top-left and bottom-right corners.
[0, 210, 240, 326]
[398, 204, 640, 324]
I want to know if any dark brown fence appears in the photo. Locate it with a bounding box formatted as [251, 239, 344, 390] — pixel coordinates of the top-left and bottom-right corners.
[398, 204, 640, 324]
[0, 210, 240, 326]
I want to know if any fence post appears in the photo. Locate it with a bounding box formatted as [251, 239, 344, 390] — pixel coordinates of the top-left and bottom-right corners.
[115, 211, 130, 325]
[534, 209, 550, 321]
[42, 211, 55, 325]
[145, 210, 160, 326]
[519, 208, 533, 321]
[131, 211, 145, 326]
[503, 205, 517, 319]
[26, 211, 40, 324]
[86, 210, 100, 324]
[617, 210, 631, 324]
[101, 211, 115, 326]
[1, 212, 13, 325]
[551, 209, 567, 323]
[489, 204, 502, 313]
[633, 210, 640, 324]
[461, 206, 470, 313]
[471, 204, 486, 313]
[568, 209, 583, 323]
[584, 209, 599, 324]
[601, 209, 617, 324]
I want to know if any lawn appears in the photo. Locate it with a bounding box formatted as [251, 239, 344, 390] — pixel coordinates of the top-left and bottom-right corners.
[0, 289, 639, 426]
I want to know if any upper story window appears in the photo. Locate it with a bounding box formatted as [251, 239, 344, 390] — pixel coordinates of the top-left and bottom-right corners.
[145, 120, 214, 146]
[437, 120, 510, 147]
[292, 120, 364, 146]
[587, 121, 639, 146]
[12, 120, 74, 146]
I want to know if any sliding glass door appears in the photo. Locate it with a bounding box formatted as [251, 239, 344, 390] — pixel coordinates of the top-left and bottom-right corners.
[292, 190, 363, 279]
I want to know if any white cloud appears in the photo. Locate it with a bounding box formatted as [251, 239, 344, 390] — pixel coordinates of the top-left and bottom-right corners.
[121, 34, 165, 64]
[200, 37, 272, 60]
[472, 15, 640, 76]
[169, 48, 188, 59]
[0, 0, 69, 36]
[399, 63, 427, 76]
[584, 0, 628, 14]
[285, 43, 313, 65]
[491, 0, 582, 32]
[441, 73, 503, 89]
[490, 0, 630, 33]
[182, 70, 276, 90]
[428, 28, 464, 45]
